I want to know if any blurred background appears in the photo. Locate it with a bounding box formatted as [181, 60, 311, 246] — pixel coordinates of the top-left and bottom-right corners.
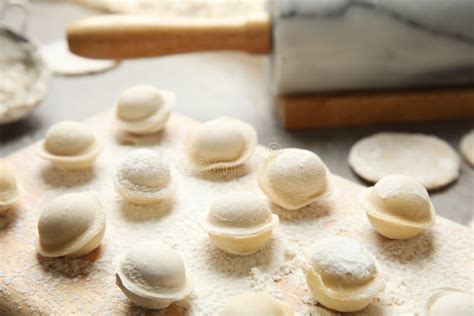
[0, 0, 473, 225]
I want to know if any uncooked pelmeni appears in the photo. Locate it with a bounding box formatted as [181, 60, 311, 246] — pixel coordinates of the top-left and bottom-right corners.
[459, 130, 474, 167]
[39, 121, 102, 170]
[361, 175, 436, 240]
[0, 161, 21, 212]
[219, 292, 293, 316]
[200, 191, 278, 255]
[41, 40, 118, 76]
[37, 192, 106, 257]
[424, 288, 473, 316]
[303, 236, 386, 313]
[185, 117, 257, 171]
[114, 149, 174, 205]
[115, 85, 174, 134]
[257, 148, 332, 210]
[349, 132, 460, 190]
[114, 240, 193, 309]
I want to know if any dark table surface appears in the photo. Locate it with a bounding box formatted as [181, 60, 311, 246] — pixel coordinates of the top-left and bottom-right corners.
[1, 1, 473, 225]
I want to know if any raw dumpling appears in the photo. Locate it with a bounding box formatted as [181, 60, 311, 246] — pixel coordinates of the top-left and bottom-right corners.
[114, 240, 193, 309]
[219, 292, 293, 316]
[460, 130, 474, 167]
[185, 117, 257, 171]
[303, 236, 386, 313]
[257, 148, 332, 210]
[349, 132, 460, 190]
[115, 85, 174, 134]
[361, 175, 435, 239]
[39, 121, 102, 170]
[200, 191, 279, 255]
[37, 192, 106, 257]
[424, 289, 473, 316]
[0, 161, 21, 212]
[114, 149, 175, 205]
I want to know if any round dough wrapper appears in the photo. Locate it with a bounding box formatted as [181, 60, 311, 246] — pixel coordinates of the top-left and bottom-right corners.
[424, 289, 473, 316]
[115, 85, 174, 134]
[0, 161, 21, 212]
[37, 192, 106, 257]
[186, 117, 257, 171]
[41, 40, 118, 76]
[219, 292, 293, 316]
[361, 175, 436, 240]
[114, 240, 193, 309]
[460, 130, 474, 167]
[349, 132, 460, 190]
[303, 236, 386, 313]
[257, 148, 332, 210]
[200, 191, 279, 255]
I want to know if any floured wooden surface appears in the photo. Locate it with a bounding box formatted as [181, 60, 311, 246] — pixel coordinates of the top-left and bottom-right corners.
[0, 111, 472, 315]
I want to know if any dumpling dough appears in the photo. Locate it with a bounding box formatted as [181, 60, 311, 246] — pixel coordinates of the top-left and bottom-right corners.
[424, 289, 473, 316]
[114, 240, 193, 309]
[41, 40, 118, 76]
[39, 121, 102, 170]
[361, 175, 435, 240]
[115, 85, 174, 134]
[0, 161, 21, 212]
[186, 117, 257, 171]
[37, 192, 106, 257]
[460, 130, 474, 167]
[349, 132, 460, 190]
[200, 191, 279, 255]
[303, 236, 386, 313]
[257, 148, 332, 210]
[219, 292, 293, 316]
[114, 149, 175, 205]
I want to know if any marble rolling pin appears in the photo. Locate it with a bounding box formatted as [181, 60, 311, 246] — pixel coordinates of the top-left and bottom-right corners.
[67, 0, 474, 128]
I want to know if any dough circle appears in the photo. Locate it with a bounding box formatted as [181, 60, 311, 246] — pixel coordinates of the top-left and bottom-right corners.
[114, 240, 193, 309]
[37, 192, 106, 257]
[219, 292, 293, 316]
[41, 40, 118, 76]
[424, 288, 473, 316]
[200, 191, 279, 255]
[459, 130, 474, 167]
[349, 132, 460, 190]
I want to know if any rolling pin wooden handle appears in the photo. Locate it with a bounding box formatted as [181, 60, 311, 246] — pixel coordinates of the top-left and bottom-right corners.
[67, 13, 271, 59]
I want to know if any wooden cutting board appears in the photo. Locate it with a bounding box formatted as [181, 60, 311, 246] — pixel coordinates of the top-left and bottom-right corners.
[0, 111, 472, 315]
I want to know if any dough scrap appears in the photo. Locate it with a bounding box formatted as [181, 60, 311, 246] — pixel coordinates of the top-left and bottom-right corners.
[459, 130, 474, 167]
[349, 132, 460, 190]
[219, 292, 293, 316]
[41, 40, 118, 76]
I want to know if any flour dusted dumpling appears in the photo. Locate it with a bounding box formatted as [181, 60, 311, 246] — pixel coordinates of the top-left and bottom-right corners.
[257, 148, 332, 210]
[349, 132, 460, 190]
[0, 161, 21, 212]
[114, 149, 174, 205]
[361, 175, 435, 240]
[116, 85, 174, 134]
[219, 292, 293, 316]
[424, 289, 473, 316]
[37, 192, 106, 257]
[114, 241, 193, 309]
[303, 237, 386, 313]
[460, 130, 474, 167]
[186, 117, 257, 171]
[39, 121, 102, 169]
[200, 191, 278, 255]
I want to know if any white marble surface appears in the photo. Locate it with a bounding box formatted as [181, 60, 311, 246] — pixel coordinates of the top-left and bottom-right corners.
[270, 0, 474, 94]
